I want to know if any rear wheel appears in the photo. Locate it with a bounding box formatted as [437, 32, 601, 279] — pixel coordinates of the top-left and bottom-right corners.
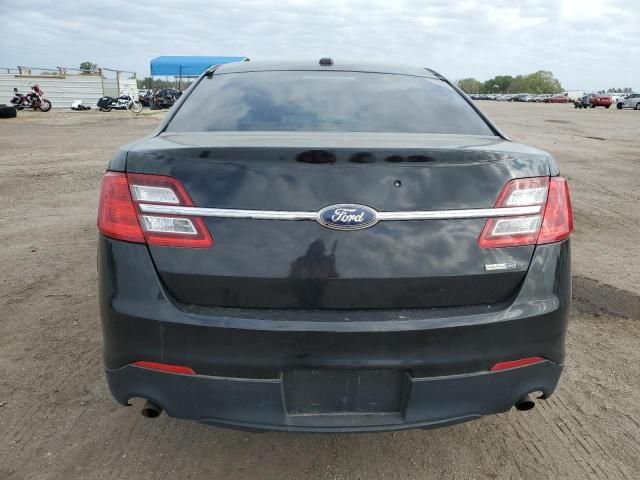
[605, 104, 610, 109]
[635, 103, 640, 110]
[39, 99, 51, 112]
[99, 107, 112, 112]
[617, 103, 623, 109]
[129, 101, 143, 113]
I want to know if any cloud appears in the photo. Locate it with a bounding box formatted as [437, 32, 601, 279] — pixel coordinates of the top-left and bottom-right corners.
[0, 0, 637, 90]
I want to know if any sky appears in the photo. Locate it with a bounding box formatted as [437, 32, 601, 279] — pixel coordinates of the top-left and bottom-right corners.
[1, 0, 638, 91]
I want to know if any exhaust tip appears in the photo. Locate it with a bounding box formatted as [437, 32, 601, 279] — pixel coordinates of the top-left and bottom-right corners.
[515, 395, 536, 411]
[141, 400, 163, 419]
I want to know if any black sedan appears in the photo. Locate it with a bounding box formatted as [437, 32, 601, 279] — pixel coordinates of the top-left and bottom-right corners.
[97, 59, 573, 432]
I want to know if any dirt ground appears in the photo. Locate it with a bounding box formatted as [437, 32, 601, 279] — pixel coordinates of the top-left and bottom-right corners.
[0, 103, 638, 480]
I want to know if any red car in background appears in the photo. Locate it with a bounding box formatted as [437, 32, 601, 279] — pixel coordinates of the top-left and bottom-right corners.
[588, 94, 613, 108]
[548, 95, 570, 103]
[575, 94, 613, 109]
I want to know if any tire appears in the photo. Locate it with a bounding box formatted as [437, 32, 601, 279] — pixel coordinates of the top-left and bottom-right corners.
[635, 103, 640, 110]
[605, 105, 610, 109]
[0, 105, 17, 118]
[39, 99, 51, 112]
[129, 101, 143, 113]
[617, 103, 623, 110]
[591, 105, 595, 108]
[99, 107, 112, 112]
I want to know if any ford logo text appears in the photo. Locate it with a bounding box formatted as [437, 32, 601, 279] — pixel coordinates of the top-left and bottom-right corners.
[317, 204, 379, 231]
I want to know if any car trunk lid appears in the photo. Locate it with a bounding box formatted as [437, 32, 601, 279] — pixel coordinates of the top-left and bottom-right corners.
[125, 132, 550, 309]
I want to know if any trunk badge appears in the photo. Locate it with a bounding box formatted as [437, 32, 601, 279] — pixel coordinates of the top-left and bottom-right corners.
[485, 262, 518, 271]
[317, 204, 379, 231]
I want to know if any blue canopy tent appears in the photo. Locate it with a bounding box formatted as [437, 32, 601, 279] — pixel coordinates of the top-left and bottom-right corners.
[149, 56, 248, 87]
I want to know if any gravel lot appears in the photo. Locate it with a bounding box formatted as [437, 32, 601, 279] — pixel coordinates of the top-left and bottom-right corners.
[1, 103, 638, 480]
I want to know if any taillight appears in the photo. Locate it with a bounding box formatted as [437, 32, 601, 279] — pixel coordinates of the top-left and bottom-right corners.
[128, 173, 213, 248]
[97, 172, 213, 248]
[97, 172, 145, 243]
[479, 176, 573, 248]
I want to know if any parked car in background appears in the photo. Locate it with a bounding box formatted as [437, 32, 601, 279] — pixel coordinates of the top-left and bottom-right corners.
[616, 93, 640, 110]
[574, 94, 613, 109]
[548, 94, 570, 104]
[97, 59, 573, 433]
[586, 93, 613, 108]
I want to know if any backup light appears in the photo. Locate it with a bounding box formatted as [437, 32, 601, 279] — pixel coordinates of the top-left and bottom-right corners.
[493, 177, 549, 207]
[140, 215, 198, 235]
[491, 216, 541, 236]
[505, 187, 547, 206]
[131, 184, 180, 204]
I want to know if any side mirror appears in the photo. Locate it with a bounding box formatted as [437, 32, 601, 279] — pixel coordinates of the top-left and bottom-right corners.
[14, 87, 18, 92]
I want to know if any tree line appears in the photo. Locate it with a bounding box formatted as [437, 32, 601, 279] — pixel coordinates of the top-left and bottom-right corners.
[457, 71, 563, 94]
[136, 77, 193, 90]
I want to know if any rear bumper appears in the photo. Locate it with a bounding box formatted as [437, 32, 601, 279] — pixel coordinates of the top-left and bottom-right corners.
[106, 360, 562, 433]
[99, 236, 570, 432]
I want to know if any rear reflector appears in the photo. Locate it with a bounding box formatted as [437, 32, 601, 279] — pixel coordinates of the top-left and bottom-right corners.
[97, 171, 213, 248]
[479, 176, 573, 248]
[133, 361, 196, 375]
[490, 356, 545, 372]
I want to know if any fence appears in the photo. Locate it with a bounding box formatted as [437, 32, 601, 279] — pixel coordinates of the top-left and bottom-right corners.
[0, 66, 138, 109]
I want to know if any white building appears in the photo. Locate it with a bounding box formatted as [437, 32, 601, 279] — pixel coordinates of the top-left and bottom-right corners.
[0, 67, 138, 108]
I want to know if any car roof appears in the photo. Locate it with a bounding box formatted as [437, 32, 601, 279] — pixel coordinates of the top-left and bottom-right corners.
[213, 60, 440, 79]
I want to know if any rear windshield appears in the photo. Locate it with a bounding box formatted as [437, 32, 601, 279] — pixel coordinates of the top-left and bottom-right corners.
[166, 70, 494, 135]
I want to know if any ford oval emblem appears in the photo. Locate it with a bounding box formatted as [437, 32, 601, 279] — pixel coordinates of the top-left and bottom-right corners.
[317, 204, 379, 230]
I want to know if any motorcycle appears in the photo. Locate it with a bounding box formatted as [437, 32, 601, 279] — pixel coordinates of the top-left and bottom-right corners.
[97, 89, 143, 113]
[10, 85, 52, 112]
[150, 88, 182, 110]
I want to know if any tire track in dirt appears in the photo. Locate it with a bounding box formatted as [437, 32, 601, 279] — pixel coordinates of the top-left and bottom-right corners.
[548, 395, 629, 480]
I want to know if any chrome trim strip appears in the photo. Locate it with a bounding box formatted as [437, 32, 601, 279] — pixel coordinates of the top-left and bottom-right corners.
[138, 204, 541, 220]
[139, 204, 317, 220]
[377, 206, 540, 220]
